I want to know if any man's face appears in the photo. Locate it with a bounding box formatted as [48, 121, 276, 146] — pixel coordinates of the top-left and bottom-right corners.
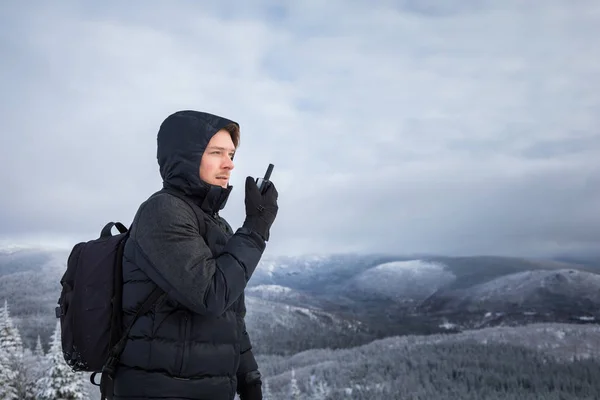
[199, 129, 235, 188]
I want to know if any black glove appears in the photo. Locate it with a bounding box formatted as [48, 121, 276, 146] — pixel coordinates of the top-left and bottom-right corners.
[238, 382, 262, 400]
[242, 176, 278, 241]
[237, 370, 262, 400]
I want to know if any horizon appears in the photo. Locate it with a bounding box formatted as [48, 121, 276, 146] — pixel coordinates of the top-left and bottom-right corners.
[1, 239, 598, 264]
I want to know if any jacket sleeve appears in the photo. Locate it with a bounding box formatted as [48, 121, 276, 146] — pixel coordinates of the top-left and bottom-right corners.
[130, 193, 266, 316]
[237, 322, 259, 377]
[237, 296, 261, 393]
[237, 293, 259, 378]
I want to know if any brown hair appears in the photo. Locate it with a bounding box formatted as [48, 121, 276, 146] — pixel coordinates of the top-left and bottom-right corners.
[222, 123, 240, 148]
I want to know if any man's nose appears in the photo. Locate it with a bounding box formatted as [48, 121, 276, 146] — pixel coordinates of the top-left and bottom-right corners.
[223, 157, 234, 170]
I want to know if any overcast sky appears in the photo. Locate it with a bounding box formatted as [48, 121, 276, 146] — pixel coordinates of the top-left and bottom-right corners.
[0, 0, 599, 259]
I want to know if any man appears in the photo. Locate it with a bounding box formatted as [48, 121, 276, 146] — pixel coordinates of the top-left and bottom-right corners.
[112, 110, 278, 400]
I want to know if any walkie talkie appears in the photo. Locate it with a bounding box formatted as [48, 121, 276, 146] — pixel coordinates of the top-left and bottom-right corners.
[256, 163, 274, 193]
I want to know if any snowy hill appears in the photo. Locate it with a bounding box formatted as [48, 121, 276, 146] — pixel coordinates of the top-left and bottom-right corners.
[244, 296, 369, 355]
[0, 248, 68, 349]
[447, 268, 600, 311]
[249, 253, 403, 292]
[419, 268, 600, 328]
[258, 322, 600, 399]
[341, 260, 456, 303]
[0, 247, 56, 276]
[2, 244, 600, 353]
[245, 284, 343, 311]
[246, 284, 302, 302]
[250, 254, 597, 306]
[423, 255, 593, 290]
[247, 254, 600, 336]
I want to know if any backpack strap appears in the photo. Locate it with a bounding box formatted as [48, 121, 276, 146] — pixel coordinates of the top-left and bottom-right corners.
[97, 286, 164, 399]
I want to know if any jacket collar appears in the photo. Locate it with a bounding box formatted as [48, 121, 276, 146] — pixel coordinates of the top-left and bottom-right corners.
[163, 180, 232, 216]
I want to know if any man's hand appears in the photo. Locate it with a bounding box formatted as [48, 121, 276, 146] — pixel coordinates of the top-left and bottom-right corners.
[238, 382, 262, 400]
[242, 176, 278, 241]
[237, 369, 262, 400]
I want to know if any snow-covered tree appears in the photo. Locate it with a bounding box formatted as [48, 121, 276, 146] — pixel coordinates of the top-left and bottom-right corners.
[309, 374, 323, 399]
[20, 346, 44, 400]
[0, 299, 23, 355]
[37, 321, 86, 400]
[26, 333, 49, 399]
[34, 334, 45, 357]
[311, 376, 330, 400]
[263, 378, 271, 400]
[0, 345, 18, 399]
[316, 380, 331, 399]
[290, 368, 301, 399]
[0, 299, 26, 398]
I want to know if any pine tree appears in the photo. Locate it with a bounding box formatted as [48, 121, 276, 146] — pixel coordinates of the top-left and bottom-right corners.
[27, 332, 49, 398]
[290, 368, 301, 399]
[312, 378, 330, 399]
[21, 347, 43, 400]
[0, 299, 23, 355]
[0, 299, 25, 398]
[34, 334, 45, 357]
[263, 378, 271, 400]
[37, 321, 86, 400]
[0, 345, 18, 399]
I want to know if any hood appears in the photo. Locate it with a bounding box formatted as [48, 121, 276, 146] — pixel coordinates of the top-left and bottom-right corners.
[156, 110, 238, 214]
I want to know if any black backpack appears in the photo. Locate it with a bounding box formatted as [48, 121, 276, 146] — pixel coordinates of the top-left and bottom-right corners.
[55, 189, 204, 400]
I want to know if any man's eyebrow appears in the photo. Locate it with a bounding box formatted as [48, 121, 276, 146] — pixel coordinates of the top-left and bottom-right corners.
[207, 146, 235, 153]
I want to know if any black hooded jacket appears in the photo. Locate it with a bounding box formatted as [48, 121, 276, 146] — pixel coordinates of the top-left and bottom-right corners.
[113, 111, 265, 400]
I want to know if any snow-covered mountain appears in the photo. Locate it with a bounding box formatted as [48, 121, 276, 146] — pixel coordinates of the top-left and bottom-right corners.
[0, 248, 68, 349]
[473, 269, 582, 302]
[446, 268, 600, 310]
[249, 253, 600, 334]
[245, 283, 348, 311]
[246, 284, 303, 302]
[244, 295, 369, 355]
[2, 244, 600, 353]
[249, 253, 404, 291]
[419, 268, 600, 326]
[341, 260, 456, 303]
[250, 254, 598, 302]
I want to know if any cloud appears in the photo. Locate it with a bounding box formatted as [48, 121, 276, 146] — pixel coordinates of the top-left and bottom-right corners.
[0, 0, 599, 259]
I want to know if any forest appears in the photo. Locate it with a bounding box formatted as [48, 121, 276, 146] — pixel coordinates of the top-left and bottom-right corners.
[4, 293, 599, 399]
